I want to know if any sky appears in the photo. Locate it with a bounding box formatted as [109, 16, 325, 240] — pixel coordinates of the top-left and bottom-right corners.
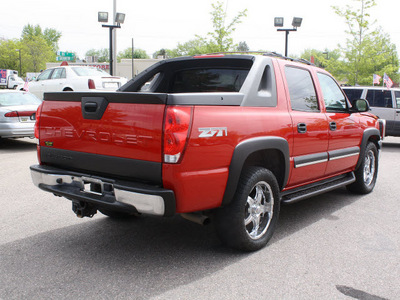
[1, 0, 400, 59]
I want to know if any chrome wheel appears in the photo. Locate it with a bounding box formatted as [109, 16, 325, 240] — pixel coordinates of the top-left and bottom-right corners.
[347, 142, 378, 195]
[363, 149, 376, 186]
[244, 181, 274, 240]
[215, 167, 280, 251]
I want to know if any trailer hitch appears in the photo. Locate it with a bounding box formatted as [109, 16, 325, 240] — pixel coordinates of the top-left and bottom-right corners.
[72, 201, 97, 218]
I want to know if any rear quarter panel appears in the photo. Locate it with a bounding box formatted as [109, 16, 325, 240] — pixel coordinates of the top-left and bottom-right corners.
[163, 105, 292, 213]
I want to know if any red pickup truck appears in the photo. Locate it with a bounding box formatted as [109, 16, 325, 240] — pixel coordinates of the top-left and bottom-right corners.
[31, 54, 384, 251]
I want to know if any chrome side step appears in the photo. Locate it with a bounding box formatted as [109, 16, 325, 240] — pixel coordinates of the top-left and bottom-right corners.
[281, 172, 356, 204]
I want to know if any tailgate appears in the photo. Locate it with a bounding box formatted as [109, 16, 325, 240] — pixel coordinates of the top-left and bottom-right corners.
[38, 92, 167, 183]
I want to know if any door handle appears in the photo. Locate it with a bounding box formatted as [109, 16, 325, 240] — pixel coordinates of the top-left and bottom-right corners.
[297, 123, 307, 133]
[84, 102, 98, 113]
[330, 121, 337, 131]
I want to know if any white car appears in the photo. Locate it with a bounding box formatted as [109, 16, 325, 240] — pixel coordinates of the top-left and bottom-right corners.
[28, 66, 128, 99]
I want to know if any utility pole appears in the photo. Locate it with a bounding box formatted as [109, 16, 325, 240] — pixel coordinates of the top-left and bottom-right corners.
[132, 38, 135, 78]
[112, 0, 117, 75]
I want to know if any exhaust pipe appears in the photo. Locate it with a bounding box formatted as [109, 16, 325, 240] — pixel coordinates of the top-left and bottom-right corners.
[181, 213, 210, 225]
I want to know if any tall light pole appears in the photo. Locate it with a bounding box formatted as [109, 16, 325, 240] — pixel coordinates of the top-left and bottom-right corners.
[112, 0, 117, 76]
[15, 49, 22, 75]
[98, 11, 125, 76]
[274, 17, 303, 57]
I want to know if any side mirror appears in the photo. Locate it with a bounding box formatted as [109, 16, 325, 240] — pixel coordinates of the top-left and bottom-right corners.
[351, 99, 370, 112]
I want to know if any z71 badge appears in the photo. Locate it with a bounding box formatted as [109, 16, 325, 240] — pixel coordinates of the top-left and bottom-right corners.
[198, 127, 228, 138]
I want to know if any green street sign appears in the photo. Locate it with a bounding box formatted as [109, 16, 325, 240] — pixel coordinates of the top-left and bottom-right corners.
[56, 51, 75, 57]
[56, 56, 75, 61]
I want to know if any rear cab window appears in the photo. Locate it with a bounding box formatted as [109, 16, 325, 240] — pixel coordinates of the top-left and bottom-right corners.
[170, 68, 248, 93]
[128, 57, 254, 94]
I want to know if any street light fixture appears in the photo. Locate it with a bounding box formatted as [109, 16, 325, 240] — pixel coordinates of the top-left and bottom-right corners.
[274, 17, 303, 57]
[292, 17, 303, 28]
[115, 13, 125, 24]
[98, 12, 108, 23]
[98, 11, 125, 75]
[274, 17, 284, 27]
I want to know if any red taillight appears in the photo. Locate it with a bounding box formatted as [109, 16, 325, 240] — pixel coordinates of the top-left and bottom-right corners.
[163, 106, 192, 163]
[4, 111, 19, 117]
[34, 103, 43, 139]
[19, 111, 36, 116]
[88, 79, 96, 89]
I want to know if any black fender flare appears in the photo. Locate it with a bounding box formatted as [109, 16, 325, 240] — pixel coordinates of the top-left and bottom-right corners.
[355, 128, 381, 170]
[221, 136, 290, 206]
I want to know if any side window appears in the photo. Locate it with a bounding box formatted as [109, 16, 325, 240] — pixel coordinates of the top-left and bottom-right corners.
[51, 68, 66, 79]
[366, 90, 393, 108]
[343, 88, 363, 102]
[37, 69, 53, 81]
[285, 66, 319, 112]
[395, 91, 400, 108]
[317, 73, 348, 111]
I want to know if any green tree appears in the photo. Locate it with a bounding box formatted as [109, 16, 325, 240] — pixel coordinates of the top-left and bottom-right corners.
[207, 1, 247, 52]
[22, 24, 61, 53]
[300, 48, 347, 79]
[21, 24, 42, 39]
[0, 25, 62, 75]
[117, 48, 149, 61]
[43, 28, 62, 52]
[172, 36, 219, 57]
[21, 36, 54, 72]
[333, 0, 399, 85]
[163, 1, 248, 58]
[85, 48, 109, 62]
[152, 48, 177, 59]
[0, 39, 21, 71]
[21, 24, 62, 67]
[237, 41, 249, 52]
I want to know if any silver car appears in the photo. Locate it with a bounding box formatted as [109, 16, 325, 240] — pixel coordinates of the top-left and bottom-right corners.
[0, 90, 42, 139]
[342, 86, 400, 136]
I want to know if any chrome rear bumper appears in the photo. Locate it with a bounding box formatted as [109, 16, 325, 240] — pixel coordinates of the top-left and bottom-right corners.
[30, 165, 175, 217]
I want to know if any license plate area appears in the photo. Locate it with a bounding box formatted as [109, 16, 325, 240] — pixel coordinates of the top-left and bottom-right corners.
[103, 82, 119, 89]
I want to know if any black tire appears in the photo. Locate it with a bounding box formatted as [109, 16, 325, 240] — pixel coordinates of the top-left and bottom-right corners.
[347, 142, 378, 194]
[215, 167, 280, 252]
[99, 209, 137, 219]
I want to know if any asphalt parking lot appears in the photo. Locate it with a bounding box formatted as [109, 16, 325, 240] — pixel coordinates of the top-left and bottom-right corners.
[0, 137, 399, 300]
